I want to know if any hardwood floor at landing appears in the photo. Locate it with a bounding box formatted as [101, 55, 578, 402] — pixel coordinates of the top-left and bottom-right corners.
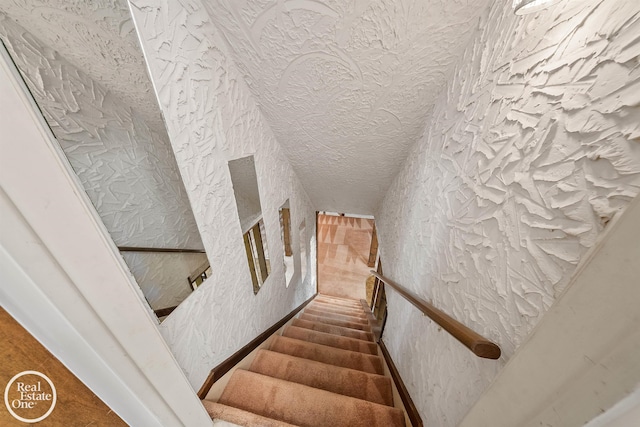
[0, 308, 126, 426]
[317, 214, 374, 300]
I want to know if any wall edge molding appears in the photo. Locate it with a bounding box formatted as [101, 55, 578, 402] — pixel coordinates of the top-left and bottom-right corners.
[379, 338, 424, 427]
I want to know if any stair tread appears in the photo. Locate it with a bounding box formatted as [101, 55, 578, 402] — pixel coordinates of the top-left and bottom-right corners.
[270, 335, 384, 375]
[304, 308, 370, 325]
[306, 310, 367, 322]
[306, 303, 366, 318]
[317, 294, 361, 302]
[308, 302, 368, 318]
[283, 325, 378, 355]
[313, 300, 362, 311]
[292, 318, 374, 342]
[250, 349, 393, 406]
[203, 401, 298, 427]
[315, 295, 362, 307]
[219, 370, 405, 427]
[300, 313, 371, 332]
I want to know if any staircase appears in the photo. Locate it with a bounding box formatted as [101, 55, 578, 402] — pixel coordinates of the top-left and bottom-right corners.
[203, 294, 406, 426]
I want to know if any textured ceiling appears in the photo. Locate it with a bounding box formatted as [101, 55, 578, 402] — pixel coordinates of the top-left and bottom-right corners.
[0, 0, 163, 130]
[203, 0, 493, 214]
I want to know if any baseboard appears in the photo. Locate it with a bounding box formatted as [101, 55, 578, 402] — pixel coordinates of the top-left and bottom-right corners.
[379, 339, 423, 427]
[197, 293, 316, 399]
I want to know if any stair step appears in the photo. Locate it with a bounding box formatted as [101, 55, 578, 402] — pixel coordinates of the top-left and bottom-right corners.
[314, 299, 362, 311]
[300, 313, 371, 332]
[304, 308, 370, 325]
[219, 370, 405, 427]
[203, 401, 297, 426]
[308, 301, 368, 318]
[316, 295, 362, 308]
[283, 325, 377, 355]
[317, 293, 362, 303]
[270, 335, 384, 375]
[306, 303, 367, 319]
[249, 349, 394, 406]
[292, 318, 374, 342]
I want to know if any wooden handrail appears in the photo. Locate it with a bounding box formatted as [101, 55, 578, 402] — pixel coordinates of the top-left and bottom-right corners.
[188, 262, 211, 284]
[154, 305, 178, 317]
[370, 271, 501, 359]
[118, 246, 205, 253]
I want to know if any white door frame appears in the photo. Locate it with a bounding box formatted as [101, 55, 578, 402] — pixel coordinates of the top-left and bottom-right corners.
[0, 42, 212, 427]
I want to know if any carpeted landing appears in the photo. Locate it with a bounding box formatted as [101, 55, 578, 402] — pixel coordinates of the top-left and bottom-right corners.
[203, 294, 406, 427]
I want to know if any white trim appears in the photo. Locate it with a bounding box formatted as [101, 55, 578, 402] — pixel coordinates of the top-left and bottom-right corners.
[0, 43, 212, 426]
[584, 387, 640, 427]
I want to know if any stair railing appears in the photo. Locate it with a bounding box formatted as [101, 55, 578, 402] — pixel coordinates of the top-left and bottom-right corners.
[370, 270, 501, 359]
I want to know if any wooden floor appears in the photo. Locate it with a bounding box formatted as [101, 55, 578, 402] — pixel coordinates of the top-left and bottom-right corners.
[0, 308, 126, 426]
[317, 214, 374, 300]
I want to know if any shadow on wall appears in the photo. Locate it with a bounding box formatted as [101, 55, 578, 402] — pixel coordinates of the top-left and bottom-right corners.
[229, 155, 271, 295]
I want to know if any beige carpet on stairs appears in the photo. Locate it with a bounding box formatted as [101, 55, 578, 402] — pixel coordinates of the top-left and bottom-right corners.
[204, 294, 406, 427]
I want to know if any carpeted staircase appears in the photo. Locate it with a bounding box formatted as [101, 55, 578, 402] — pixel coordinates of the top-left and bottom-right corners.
[203, 294, 406, 426]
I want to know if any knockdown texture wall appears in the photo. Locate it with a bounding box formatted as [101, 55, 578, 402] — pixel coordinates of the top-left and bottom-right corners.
[0, 14, 209, 319]
[0, 14, 203, 250]
[376, 0, 640, 425]
[129, 0, 317, 389]
[121, 252, 208, 311]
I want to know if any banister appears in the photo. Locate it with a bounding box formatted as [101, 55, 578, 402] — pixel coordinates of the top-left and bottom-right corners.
[118, 246, 205, 253]
[370, 270, 501, 359]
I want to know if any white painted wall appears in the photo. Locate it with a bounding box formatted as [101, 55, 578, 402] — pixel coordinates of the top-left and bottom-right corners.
[460, 195, 640, 426]
[0, 0, 162, 132]
[128, 0, 317, 389]
[121, 252, 208, 310]
[0, 14, 202, 249]
[376, 0, 640, 425]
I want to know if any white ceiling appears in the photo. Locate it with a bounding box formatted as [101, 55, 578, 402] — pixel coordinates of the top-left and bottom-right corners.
[202, 0, 492, 214]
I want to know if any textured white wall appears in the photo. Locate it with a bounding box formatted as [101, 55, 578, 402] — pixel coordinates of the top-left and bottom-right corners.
[376, 0, 640, 425]
[0, 44, 212, 425]
[129, 0, 317, 389]
[121, 252, 208, 310]
[0, 0, 163, 131]
[0, 14, 203, 249]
